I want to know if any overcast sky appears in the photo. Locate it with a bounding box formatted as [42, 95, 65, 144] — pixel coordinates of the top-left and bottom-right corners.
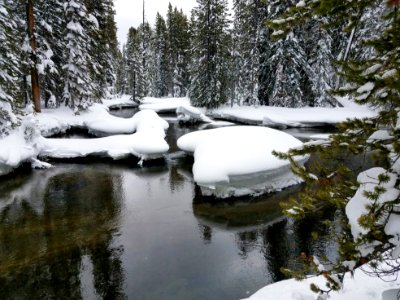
[115, 0, 197, 47]
[114, 0, 232, 47]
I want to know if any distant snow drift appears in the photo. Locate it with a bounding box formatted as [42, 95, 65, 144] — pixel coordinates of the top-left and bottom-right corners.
[178, 126, 307, 198]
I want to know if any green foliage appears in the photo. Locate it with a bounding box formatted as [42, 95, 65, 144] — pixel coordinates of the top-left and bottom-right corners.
[272, 0, 400, 296]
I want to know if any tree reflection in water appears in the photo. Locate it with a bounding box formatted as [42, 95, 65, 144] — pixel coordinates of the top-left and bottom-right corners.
[192, 185, 337, 284]
[0, 165, 126, 299]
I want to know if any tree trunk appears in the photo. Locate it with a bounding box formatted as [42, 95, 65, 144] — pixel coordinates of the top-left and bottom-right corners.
[27, 0, 41, 113]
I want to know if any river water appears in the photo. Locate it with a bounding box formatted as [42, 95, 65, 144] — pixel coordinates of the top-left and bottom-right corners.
[0, 109, 338, 299]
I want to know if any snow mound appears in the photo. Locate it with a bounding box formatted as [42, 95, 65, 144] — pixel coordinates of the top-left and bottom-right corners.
[0, 118, 52, 176]
[139, 97, 190, 113]
[38, 110, 169, 162]
[102, 95, 138, 109]
[85, 109, 169, 137]
[177, 105, 213, 123]
[177, 126, 306, 198]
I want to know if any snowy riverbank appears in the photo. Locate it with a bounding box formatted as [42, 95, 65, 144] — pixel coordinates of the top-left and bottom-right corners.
[137, 96, 377, 128]
[244, 260, 400, 300]
[0, 102, 170, 176]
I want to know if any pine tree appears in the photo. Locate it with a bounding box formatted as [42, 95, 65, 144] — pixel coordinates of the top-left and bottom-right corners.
[232, 0, 265, 105]
[62, 0, 98, 112]
[85, 0, 119, 98]
[138, 21, 153, 97]
[258, 0, 314, 107]
[153, 13, 170, 97]
[189, 0, 231, 108]
[271, 0, 400, 297]
[0, 0, 20, 136]
[125, 27, 145, 101]
[167, 5, 190, 97]
[35, 0, 64, 108]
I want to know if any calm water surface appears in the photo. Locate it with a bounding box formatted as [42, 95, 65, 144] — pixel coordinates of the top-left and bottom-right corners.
[0, 110, 337, 299]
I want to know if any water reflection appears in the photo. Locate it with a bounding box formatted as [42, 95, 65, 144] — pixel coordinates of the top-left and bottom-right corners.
[0, 165, 126, 299]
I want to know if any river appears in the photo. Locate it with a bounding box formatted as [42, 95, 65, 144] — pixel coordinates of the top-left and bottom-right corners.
[0, 109, 338, 299]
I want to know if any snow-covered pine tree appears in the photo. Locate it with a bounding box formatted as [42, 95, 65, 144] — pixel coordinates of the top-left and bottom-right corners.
[85, 0, 119, 99]
[258, 0, 313, 107]
[232, 0, 265, 106]
[272, 0, 400, 297]
[153, 13, 170, 97]
[35, 0, 63, 108]
[125, 27, 146, 101]
[189, 0, 231, 108]
[302, 19, 337, 107]
[62, 0, 99, 112]
[115, 45, 127, 96]
[137, 21, 153, 97]
[167, 5, 190, 97]
[0, 0, 20, 136]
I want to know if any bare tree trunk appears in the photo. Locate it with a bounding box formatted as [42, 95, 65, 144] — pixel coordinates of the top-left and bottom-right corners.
[27, 0, 41, 113]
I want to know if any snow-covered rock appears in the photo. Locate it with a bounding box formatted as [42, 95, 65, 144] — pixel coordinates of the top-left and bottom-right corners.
[177, 126, 306, 198]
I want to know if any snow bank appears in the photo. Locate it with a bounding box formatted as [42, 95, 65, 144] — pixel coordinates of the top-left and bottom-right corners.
[176, 105, 233, 127]
[210, 105, 377, 128]
[0, 118, 51, 176]
[139, 97, 190, 113]
[102, 95, 138, 109]
[244, 261, 400, 300]
[36, 103, 162, 137]
[38, 110, 169, 162]
[177, 126, 306, 198]
[176, 105, 213, 123]
[85, 109, 168, 137]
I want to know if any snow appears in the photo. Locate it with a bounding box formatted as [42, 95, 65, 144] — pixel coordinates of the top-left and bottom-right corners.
[177, 126, 306, 198]
[176, 105, 232, 127]
[362, 64, 382, 76]
[0, 118, 51, 176]
[38, 131, 169, 162]
[38, 109, 169, 161]
[35, 102, 149, 137]
[102, 95, 138, 109]
[244, 261, 400, 300]
[1, 103, 170, 176]
[367, 129, 393, 142]
[176, 105, 213, 123]
[86, 109, 168, 137]
[139, 97, 190, 113]
[357, 82, 375, 94]
[345, 167, 400, 256]
[210, 105, 376, 128]
[381, 69, 397, 79]
[296, 1, 306, 8]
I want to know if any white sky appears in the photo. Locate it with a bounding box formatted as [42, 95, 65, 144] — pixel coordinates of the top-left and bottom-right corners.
[115, 0, 197, 47]
[115, 0, 233, 47]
